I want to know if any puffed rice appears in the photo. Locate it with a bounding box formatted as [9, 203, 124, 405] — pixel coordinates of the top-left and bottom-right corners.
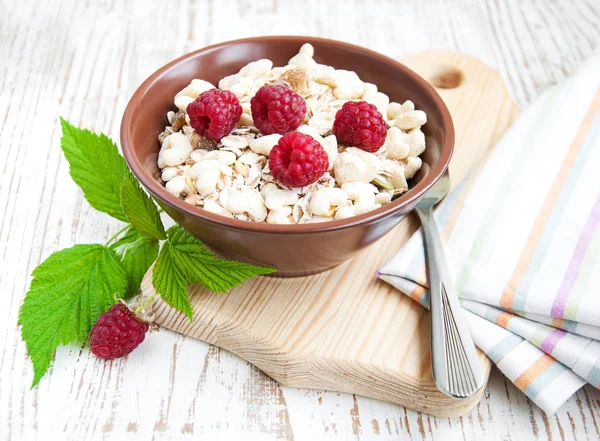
[156, 43, 429, 224]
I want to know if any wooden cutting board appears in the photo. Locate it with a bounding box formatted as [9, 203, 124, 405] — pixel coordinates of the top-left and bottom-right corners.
[140, 51, 520, 418]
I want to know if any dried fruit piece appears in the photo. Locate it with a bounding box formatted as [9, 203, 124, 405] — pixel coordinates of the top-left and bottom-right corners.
[170, 109, 187, 132]
[278, 67, 309, 96]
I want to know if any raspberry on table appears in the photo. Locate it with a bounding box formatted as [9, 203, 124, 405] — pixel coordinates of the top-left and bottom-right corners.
[187, 89, 242, 141]
[90, 303, 149, 360]
[269, 132, 329, 187]
[251, 84, 307, 135]
[332, 100, 387, 153]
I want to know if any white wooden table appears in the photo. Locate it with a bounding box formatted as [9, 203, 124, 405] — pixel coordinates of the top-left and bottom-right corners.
[2, 1, 600, 439]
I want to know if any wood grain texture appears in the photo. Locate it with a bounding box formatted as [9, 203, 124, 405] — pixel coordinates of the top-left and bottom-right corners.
[1, 0, 600, 439]
[142, 50, 518, 418]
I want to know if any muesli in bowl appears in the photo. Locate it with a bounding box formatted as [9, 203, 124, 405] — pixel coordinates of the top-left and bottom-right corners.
[156, 43, 427, 225]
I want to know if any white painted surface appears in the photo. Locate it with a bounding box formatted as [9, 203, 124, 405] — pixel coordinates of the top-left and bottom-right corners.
[1, 0, 600, 439]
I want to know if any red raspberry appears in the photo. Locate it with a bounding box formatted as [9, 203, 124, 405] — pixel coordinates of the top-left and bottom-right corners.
[250, 84, 307, 135]
[269, 132, 328, 187]
[187, 89, 242, 141]
[332, 101, 387, 153]
[89, 303, 149, 359]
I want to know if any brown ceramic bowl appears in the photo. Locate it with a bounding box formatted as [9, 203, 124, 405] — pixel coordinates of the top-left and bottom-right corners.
[121, 36, 454, 276]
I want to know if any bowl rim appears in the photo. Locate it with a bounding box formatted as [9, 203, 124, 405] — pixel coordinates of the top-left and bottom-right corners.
[121, 35, 454, 234]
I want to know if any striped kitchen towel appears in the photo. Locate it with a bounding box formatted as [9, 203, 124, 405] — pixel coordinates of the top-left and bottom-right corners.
[379, 53, 600, 415]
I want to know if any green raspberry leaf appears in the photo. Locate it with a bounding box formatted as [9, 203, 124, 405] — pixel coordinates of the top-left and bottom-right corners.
[60, 117, 131, 221]
[19, 244, 128, 387]
[152, 226, 276, 321]
[111, 226, 159, 297]
[152, 241, 193, 320]
[109, 225, 143, 251]
[120, 176, 166, 240]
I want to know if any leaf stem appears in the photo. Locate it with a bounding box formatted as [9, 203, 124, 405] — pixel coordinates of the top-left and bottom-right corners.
[134, 295, 156, 315]
[104, 225, 130, 247]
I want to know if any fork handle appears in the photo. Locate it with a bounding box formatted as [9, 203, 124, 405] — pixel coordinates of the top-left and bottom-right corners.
[415, 207, 484, 398]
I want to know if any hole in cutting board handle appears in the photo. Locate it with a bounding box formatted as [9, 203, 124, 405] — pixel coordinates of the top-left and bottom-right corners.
[430, 66, 464, 89]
